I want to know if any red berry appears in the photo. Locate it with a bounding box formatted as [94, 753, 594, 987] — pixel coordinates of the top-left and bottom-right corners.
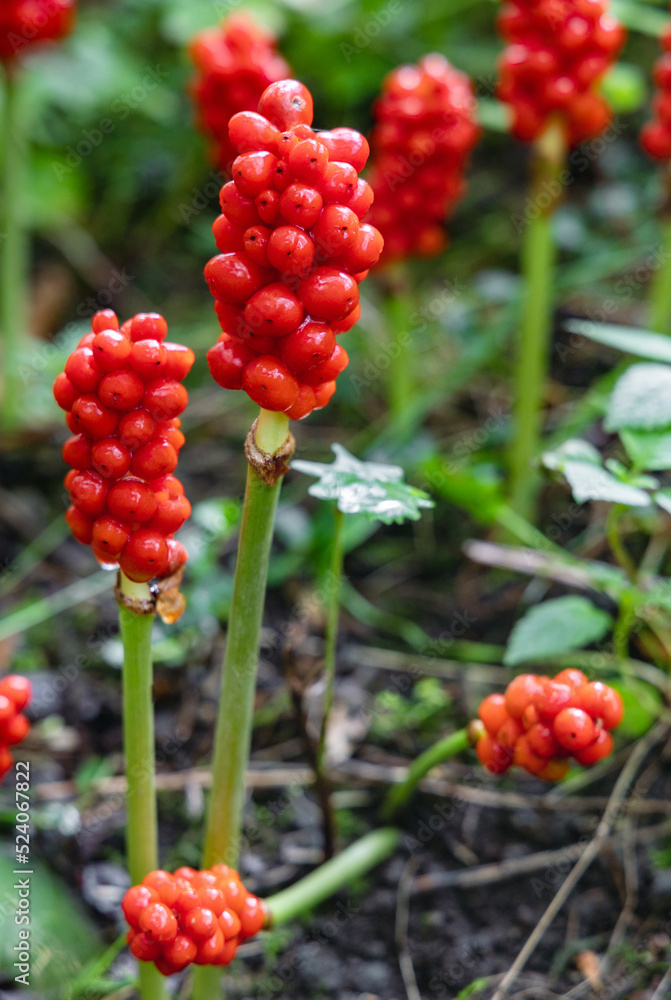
[527, 722, 560, 758]
[91, 438, 132, 479]
[92, 309, 119, 333]
[553, 707, 597, 751]
[131, 439, 178, 480]
[240, 896, 265, 938]
[120, 530, 170, 583]
[287, 138, 328, 182]
[478, 693, 509, 737]
[0, 713, 30, 746]
[285, 384, 317, 420]
[266, 225, 315, 277]
[92, 330, 132, 372]
[0, 675, 32, 711]
[139, 902, 178, 943]
[505, 674, 543, 719]
[163, 934, 197, 970]
[53, 373, 78, 411]
[233, 150, 278, 197]
[130, 313, 168, 343]
[107, 480, 158, 523]
[91, 516, 131, 558]
[98, 370, 145, 411]
[242, 356, 300, 411]
[533, 679, 573, 721]
[573, 727, 613, 765]
[279, 182, 323, 228]
[574, 681, 623, 729]
[69, 472, 109, 517]
[205, 252, 270, 304]
[476, 732, 513, 774]
[298, 268, 359, 321]
[280, 321, 336, 372]
[142, 380, 188, 421]
[228, 111, 281, 154]
[128, 930, 162, 962]
[182, 907, 217, 941]
[220, 182, 261, 228]
[245, 282, 303, 337]
[123, 885, 159, 928]
[318, 128, 370, 172]
[243, 225, 272, 267]
[62, 434, 92, 470]
[300, 343, 349, 386]
[66, 505, 94, 544]
[207, 337, 255, 390]
[258, 80, 314, 130]
[64, 348, 101, 393]
[118, 409, 157, 449]
[71, 395, 119, 439]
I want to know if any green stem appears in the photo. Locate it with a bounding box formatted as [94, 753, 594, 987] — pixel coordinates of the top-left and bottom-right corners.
[191, 411, 288, 1000]
[266, 827, 401, 926]
[381, 728, 470, 821]
[606, 505, 637, 583]
[648, 183, 671, 334]
[508, 125, 566, 523]
[317, 506, 344, 780]
[118, 579, 166, 1000]
[0, 64, 28, 430]
[312, 504, 344, 860]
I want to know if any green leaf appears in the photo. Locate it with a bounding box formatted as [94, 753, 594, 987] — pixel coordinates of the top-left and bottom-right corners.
[563, 461, 650, 507]
[608, 678, 662, 738]
[0, 852, 99, 992]
[418, 459, 505, 524]
[621, 429, 671, 471]
[565, 320, 671, 364]
[542, 438, 603, 471]
[599, 62, 647, 114]
[654, 489, 671, 516]
[292, 444, 434, 524]
[504, 597, 613, 666]
[606, 363, 671, 432]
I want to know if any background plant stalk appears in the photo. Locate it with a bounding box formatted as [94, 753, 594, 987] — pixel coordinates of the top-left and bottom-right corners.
[508, 122, 566, 523]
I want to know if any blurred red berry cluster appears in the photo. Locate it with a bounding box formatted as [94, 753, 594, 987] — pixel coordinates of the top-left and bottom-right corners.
[476, 670, 623, 780]
[641, 22, 671, 160]
[0, 676, 31, 782]
[123, 865, 265, 976]
[188, 13, 290, 173]
[205, 79, 383, 420]
[496, 0, 626, 145]
[368, 54, 480, 261]
[53, 310, 194, 583]
[0, 0, 75, 60]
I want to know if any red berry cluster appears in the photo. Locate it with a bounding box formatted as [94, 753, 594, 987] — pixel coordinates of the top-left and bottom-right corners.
[205, 79, 383, 420]
[0, 0, 75, 61]
[368, 54, 480, 261]
[53, 310, 194, 583]
[640, 23, 671, 160]
[123, 865, 266, 977]
[476, 670, 623, 780]
[497, 0, 626, 145]
[0, 676, 32, 783]
[188, 13, 290, 173]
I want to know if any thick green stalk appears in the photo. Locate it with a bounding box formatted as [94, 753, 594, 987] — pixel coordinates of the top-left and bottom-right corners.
[317, 506, 344, 780]
[647, 212, 671, 334]
[118, 578, 166, 1000]
[508, 125, 566, 523]
[381, 728, 470, 820]
[266, 828, 401, 926]
[0, 65, 28, 430]
[191, 411, 288, 1000]
[313, 504, 344, 860]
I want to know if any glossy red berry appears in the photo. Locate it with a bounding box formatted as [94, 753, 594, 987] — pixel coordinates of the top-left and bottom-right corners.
[91, 516, 131, 559]
[258, 79, 314, 130]
[478, 693, 509, 737]
[242, 357, 299, 411]
[91, 438, 132, 479]
[120, 530, 170, 583]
